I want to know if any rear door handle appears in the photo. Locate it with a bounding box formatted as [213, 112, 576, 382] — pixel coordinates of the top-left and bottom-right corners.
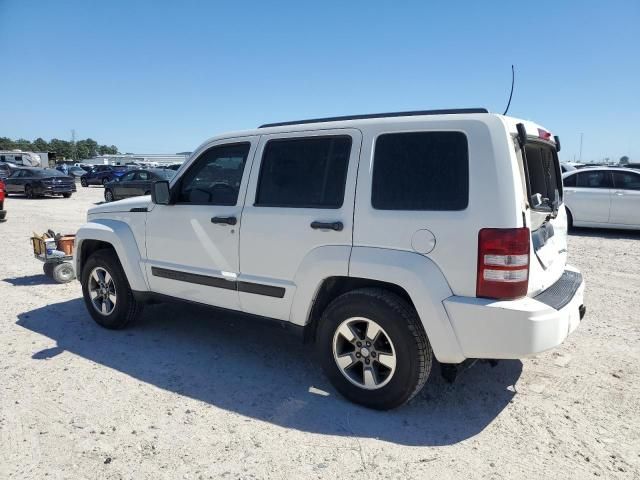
[614, 191, 624, 196]
[211, 216, 237, 225]
[310, 221, 343, 231]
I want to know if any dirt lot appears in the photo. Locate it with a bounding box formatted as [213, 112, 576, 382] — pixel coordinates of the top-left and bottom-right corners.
[0, 186, 638, 479]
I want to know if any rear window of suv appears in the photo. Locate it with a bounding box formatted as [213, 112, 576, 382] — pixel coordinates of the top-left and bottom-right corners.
[371, 131, 469, 210]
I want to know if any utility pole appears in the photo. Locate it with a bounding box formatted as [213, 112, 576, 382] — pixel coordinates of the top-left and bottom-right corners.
[579, 132, 583, 163]
[71, 129, 77, 161]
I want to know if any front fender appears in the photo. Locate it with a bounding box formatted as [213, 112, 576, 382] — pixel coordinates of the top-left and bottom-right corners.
[349, 247, 465, 364]
[74, 219, 149, 292]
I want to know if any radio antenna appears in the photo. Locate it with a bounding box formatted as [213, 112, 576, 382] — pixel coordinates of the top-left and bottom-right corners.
[502, 65, 515, 115]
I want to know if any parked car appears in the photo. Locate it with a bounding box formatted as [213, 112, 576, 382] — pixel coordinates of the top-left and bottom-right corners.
[563, 167, 640, 229]
[0, 178, 6, 221]
[80, 165, 129, 187]
[0, 161, 20, 181]
[104, 169, 176, 202]
[75, 109, 585, 410]
[4, 167, 76, 198]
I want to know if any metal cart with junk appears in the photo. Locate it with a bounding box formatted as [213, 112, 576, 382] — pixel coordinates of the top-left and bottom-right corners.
[31, 231, 76, 283]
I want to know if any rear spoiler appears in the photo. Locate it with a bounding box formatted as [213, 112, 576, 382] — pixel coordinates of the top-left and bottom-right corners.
[516, 123, 561, 152]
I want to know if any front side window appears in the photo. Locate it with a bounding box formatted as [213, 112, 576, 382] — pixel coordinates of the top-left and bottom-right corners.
[563, 173, 577, 187]
[137, 171, 150, 181]
[576, 171, 610, 188]
[612, 171, 640, 190]
[372, 131, 469, 210]
[121, 172, 136, 182]
[177, 142, 250, 205]
[255, 136, 351, 208]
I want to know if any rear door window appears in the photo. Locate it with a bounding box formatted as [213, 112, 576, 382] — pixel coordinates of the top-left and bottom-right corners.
[255, 136, 351, 208]
[612, 171, 640, 190]
[371, 131, 469, 210]
[576, 171, 611, 188]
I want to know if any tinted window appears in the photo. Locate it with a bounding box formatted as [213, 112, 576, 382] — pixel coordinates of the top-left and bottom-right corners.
[177, 143, 250, 205]
[256, 136, 351, 208]
[576, 171, 610, 188]
[563, 173, 577, 187]
[372, 132, 468, 210]
[613, 171, 640, 191]
[137, 171, 150, 181]
[35, 169, 65, 177]
[121, 172, 136, 182]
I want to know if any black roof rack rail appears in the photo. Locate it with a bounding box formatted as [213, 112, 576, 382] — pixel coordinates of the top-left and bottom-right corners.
[258, 108, 489, 128]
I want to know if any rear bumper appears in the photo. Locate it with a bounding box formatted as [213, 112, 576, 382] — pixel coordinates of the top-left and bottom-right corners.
[443, 265, 585, 359]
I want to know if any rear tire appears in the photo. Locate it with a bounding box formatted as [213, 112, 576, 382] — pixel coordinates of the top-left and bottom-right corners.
[104, 189, 114, 202]
[80, 177, 87, 187]
[62, 192, 72, 198]
[81, 249, 143, 329]
[316, 288, 432, 410]
[25, 185, 34, 199]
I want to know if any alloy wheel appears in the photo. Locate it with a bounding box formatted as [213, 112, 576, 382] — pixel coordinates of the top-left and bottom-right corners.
[88, 267, 117, 315]
[332, 317, 397, 390]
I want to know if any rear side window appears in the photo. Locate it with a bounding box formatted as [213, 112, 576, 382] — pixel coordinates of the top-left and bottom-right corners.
[576, 171, 610, 188]
[372, 131, 468, 210]
[256, 136, 351, 208]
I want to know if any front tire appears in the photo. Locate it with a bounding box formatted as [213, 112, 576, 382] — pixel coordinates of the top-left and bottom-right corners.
[104, 189, 114, 202]
[62, 192, 72, 198]
[80, 177, 87, 187]
[25, 185, 34, 199]
[81, 249, 143, 329]
[102, 178, 109, 186]
[316, 288, 432, 410]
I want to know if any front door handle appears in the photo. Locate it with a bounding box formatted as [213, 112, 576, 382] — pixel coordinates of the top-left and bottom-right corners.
[211, 216, 237, 225]
[614, 191, 624, 196]
[310, 221, 343, 231]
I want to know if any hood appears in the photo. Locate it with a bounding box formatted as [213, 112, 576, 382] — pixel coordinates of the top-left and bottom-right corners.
[88, 195, 152, 215]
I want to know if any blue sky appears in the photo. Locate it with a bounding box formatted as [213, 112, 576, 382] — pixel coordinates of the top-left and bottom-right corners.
[1, 0, 638, 162]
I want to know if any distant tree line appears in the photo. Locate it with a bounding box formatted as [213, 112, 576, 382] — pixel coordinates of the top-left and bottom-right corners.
[0, 136, 119, 160]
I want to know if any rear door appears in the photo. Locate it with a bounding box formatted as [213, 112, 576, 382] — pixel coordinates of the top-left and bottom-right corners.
[610, 170, 640, 226]
[238, 129, 361, 320]
[566, 170, 612, 224]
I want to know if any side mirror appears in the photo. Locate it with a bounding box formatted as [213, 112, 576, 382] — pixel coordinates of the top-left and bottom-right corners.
[151, 180, 171, 205]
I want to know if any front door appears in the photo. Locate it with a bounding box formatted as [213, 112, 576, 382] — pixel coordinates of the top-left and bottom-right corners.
[610, 170, 640, 226]
[145, 137, 259, 310]
[238, 129, 361, 320]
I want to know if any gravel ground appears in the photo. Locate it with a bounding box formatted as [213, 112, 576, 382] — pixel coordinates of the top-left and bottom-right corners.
[1, 186, 639, 479]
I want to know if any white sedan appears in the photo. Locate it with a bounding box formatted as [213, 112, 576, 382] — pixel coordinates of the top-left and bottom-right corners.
[562, 167, 640, 229]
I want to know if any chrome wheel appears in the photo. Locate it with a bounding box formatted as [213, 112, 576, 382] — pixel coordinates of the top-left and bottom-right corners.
[332, 317, 397, 390]
[88, 267, 117, 315]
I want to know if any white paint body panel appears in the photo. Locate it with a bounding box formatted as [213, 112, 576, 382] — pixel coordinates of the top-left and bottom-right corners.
[76, 112, 583, 363]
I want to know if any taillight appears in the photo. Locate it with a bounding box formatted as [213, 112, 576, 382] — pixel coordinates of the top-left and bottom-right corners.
[477, 228, 530, 299]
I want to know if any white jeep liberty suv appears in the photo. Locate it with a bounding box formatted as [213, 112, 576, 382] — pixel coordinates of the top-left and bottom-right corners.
[75, 109, 586, 410]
